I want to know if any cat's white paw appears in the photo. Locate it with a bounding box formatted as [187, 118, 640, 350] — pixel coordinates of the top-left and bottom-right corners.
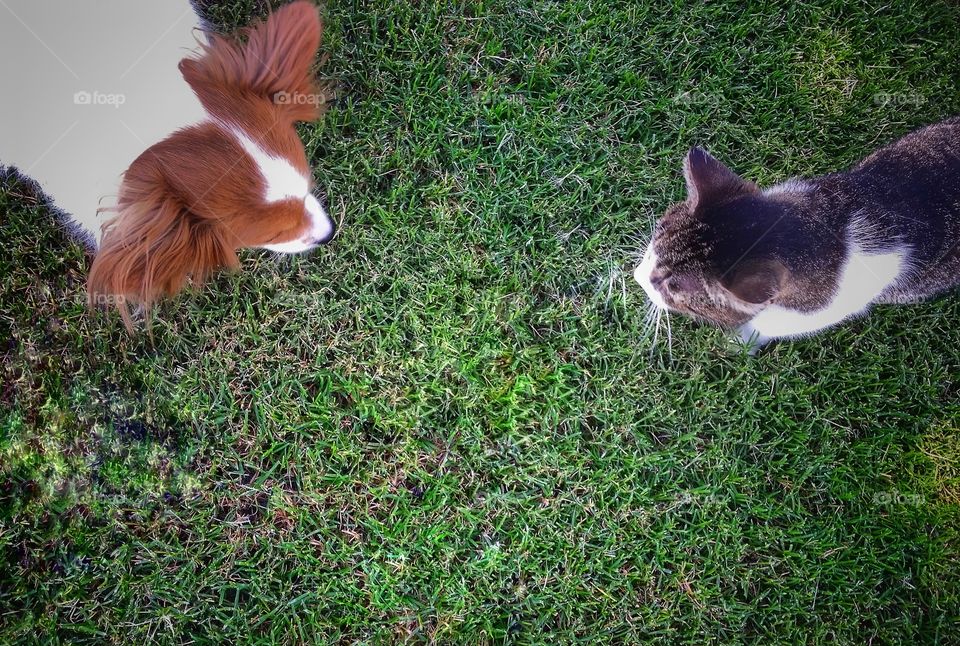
[736, 325, 770, 355]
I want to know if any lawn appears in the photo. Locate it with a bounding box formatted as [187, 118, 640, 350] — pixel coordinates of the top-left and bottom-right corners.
[2, 0, 960, 642]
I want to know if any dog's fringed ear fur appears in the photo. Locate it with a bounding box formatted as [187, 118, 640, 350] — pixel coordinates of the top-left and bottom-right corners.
[87, 169, 238, 331]
[179, 0, 324, 124]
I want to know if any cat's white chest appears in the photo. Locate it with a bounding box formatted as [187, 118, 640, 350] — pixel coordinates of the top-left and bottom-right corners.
[740, 244, 906, 345]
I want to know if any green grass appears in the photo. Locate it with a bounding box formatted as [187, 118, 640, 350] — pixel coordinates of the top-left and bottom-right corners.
[3, 0, 960, 642]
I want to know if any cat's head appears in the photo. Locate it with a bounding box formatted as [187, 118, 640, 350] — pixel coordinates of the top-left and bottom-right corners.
[634, 147, 792, 328]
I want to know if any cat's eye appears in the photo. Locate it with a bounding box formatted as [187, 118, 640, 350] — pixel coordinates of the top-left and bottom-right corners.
[666, 273, 701, 294]
[650, 269, 671, 287]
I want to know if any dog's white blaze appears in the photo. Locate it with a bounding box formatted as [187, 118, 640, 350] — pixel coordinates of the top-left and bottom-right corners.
[262, 195, 333, 253]
[228, 127, 309, 202]
[224, 124, 334, 253]
[262, 237, 312, 253]
[305, 194, 333, 239]
[634, 244, 668, 309]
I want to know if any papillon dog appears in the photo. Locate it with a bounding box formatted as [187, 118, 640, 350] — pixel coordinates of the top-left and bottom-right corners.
[0, 0, 335, 327]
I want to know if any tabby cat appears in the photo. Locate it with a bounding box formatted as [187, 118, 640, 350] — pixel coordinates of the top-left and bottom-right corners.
[635, 118, 960, 349]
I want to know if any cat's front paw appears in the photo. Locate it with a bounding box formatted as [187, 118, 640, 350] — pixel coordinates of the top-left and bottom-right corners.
[736, 325, 770, 356]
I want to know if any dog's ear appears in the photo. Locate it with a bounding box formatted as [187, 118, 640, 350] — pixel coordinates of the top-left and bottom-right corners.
[87, 170, 238, 331]
[180, 0, 324, 123]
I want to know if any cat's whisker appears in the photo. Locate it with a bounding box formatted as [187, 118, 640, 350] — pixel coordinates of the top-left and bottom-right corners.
[641, 301, 654, 324]
[641, 302, 652, 329]
[664, 308, 674, 362]
[641, 301, 659, 338]
[650, 307, 662, 357]
[642, 317, 656, 342]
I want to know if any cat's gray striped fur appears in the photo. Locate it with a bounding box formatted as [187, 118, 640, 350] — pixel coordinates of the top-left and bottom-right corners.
[635, 118, 960, 349]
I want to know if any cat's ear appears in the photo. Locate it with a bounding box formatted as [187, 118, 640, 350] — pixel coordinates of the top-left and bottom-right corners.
[724, 259, 788, 304]
[683, 147, 757, 210]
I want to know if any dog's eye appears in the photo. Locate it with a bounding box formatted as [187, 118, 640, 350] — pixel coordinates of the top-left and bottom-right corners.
[265, 228, 295, 244]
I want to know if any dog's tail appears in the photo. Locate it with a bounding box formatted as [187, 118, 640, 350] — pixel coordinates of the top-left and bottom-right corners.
[179, 1, 323, 123]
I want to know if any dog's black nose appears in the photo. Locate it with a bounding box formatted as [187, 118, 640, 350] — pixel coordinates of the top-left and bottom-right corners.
[318, 221, 336, 245]
[309, 221, 336, 246]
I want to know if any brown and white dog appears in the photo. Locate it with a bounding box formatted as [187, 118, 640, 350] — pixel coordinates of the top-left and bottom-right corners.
[0, 1, 334, 327]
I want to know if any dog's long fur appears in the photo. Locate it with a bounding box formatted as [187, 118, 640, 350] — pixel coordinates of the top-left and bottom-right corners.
[1, 1, 333, 329]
